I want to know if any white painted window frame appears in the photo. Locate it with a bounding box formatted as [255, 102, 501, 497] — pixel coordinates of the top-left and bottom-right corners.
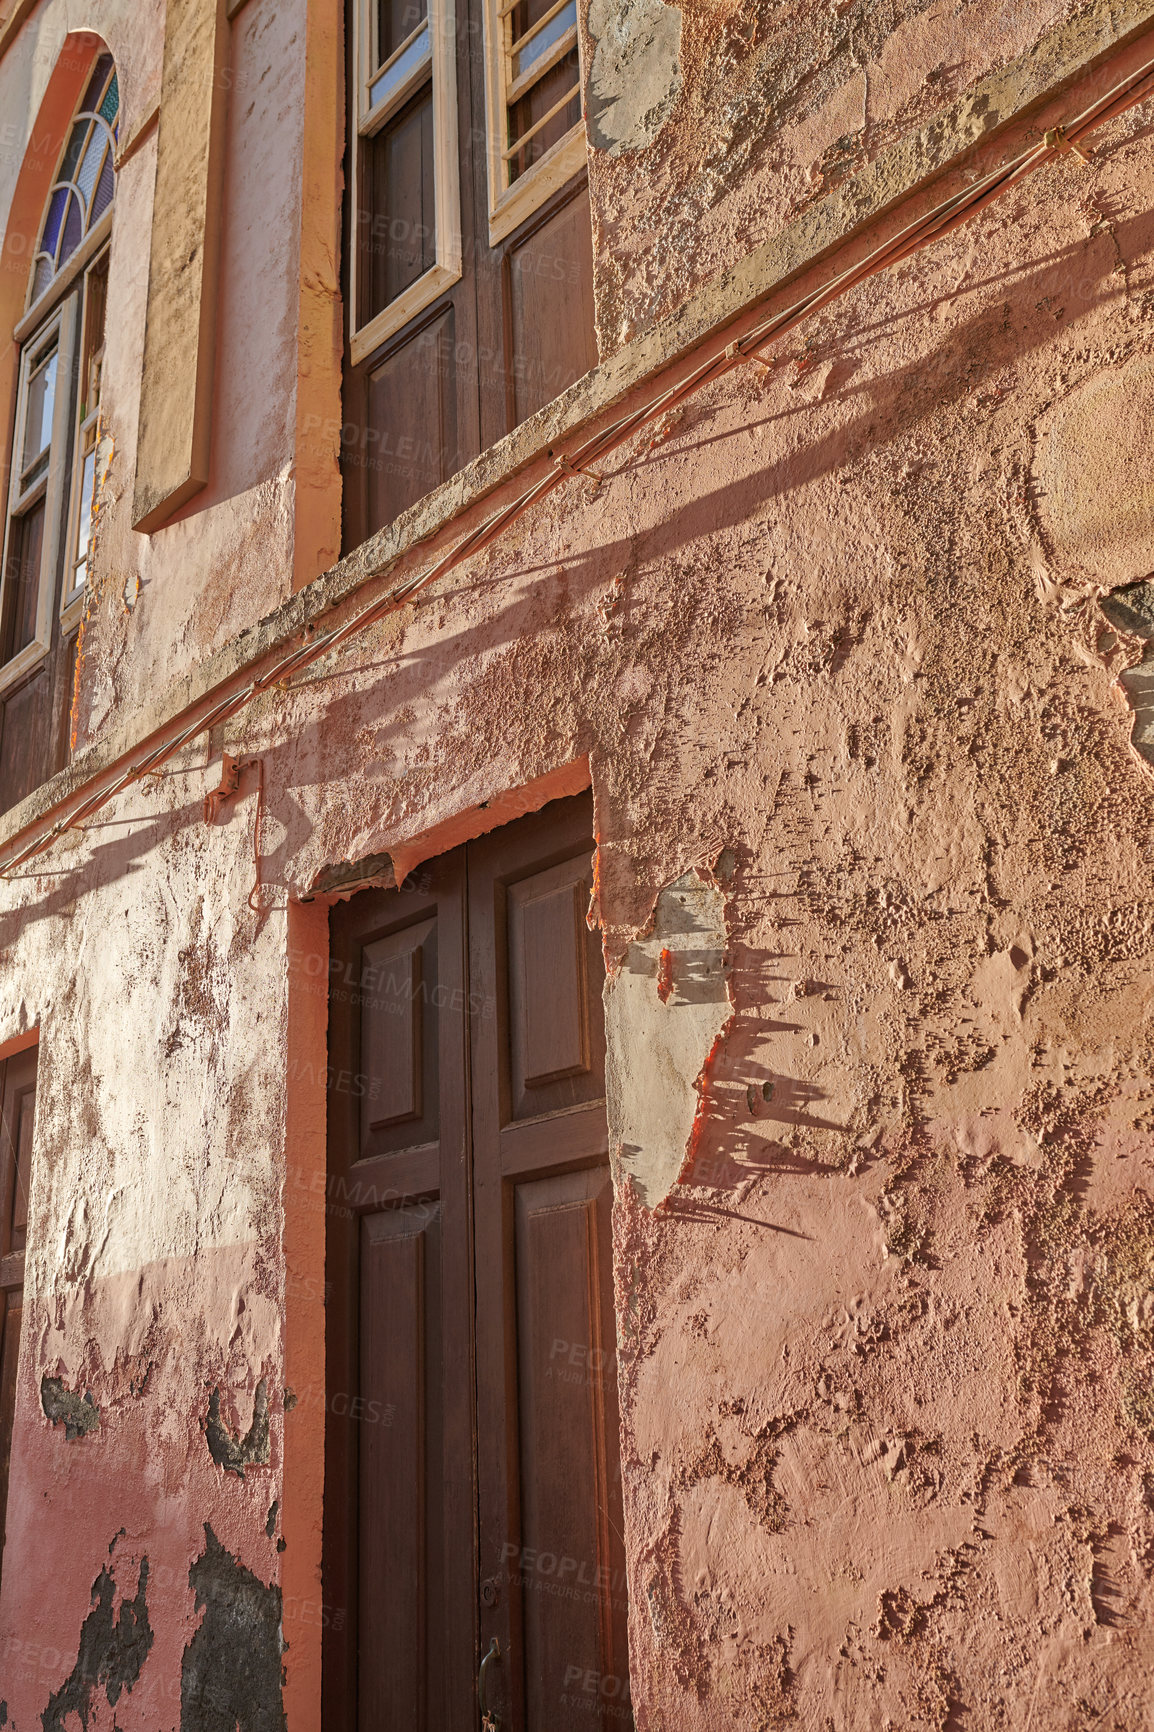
[480, 0, 586, 246]
[349, 0, 462, 368]
[60, 243, 110, 631]
[0, 297, 78, 698]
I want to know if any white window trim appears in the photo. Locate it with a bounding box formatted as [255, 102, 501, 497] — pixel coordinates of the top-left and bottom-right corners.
[61, 245, 109, 619]
[480, 0, 587, 246]
[0, 297, 79, 699]
[349, 0, 462, 368]
[16, 208, 112, 345]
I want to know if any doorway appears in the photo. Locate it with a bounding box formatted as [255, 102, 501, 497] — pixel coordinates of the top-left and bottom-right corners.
[323, 793, 631, 1730]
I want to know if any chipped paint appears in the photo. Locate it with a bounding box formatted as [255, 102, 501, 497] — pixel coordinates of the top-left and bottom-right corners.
[586, 0, 683, 158]
[604, 871, 731, 1207]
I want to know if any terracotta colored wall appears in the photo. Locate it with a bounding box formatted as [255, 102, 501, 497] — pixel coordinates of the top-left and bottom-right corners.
[1, 0, 1154, 1726]
[580, 0, 1088, 348]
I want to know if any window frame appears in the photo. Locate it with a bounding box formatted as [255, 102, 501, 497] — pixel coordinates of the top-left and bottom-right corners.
[61, 243, 110, 630]
[0, 295, 78, 697]
[480, 0, 586, 244]
[349, 0, 463, 368]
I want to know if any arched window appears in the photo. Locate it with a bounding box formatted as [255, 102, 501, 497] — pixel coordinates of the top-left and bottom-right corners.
[0, 49, 118, 813]
[28, 55, 118, 308]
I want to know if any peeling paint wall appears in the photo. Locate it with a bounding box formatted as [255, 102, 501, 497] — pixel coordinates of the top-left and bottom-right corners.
[579, 0, 1136, 349]
[605, 870, 731, 1207]
[1, 0, 1154, 1726]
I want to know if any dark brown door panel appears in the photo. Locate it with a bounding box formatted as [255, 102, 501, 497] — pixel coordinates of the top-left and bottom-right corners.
[0, 1045, 37, 1592]
[325, 795, 631, 1730]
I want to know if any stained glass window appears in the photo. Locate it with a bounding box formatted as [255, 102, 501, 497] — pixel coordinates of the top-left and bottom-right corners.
[27, 54, 119, 310]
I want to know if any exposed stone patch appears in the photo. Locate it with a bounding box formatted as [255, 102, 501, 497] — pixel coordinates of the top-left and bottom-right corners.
[1034, 356, 1154, 586]
[41, 1555, 153, 1730]
[307, 850, 395, 898]
[1100, 580, 1154, 765]
[204, 1378, 270, 1478]
[40, 1374, 100, 1440]
[180, 1525, 286, 1732]
[604, 869, 730, 1207]
[587, 0, 682, 158]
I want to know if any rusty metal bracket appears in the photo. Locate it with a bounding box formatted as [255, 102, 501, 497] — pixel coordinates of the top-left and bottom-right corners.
[204, 754, 241, 823]
[1044, 123, 1093, 162]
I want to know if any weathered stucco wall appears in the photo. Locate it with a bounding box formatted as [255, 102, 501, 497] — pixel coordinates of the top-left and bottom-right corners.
[579, 0, 1154, 351]
[0, 0, 329, 755]
[2, 0, 1154, 1727]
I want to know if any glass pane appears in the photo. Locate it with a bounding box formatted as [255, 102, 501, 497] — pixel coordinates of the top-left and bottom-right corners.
[75, 446, 97, 564]
[508, 49, 580, 181]
[2, 500, 46, 662]
[92, 151, 115, 224]
[60, 120, 88, 185]
[368, 23, 430, 111]
[77, 129, 105, 210]
[82, 53, 114, 117]
[59, 192, 82, 267]
[30, 255, 53, 304]
[29, 55, 119, 302]
[99, 72, 119, 127]
[41, 187, 67, 259]
[378, 0, 427, 66]
[81, 256, 109, 422]
[22, 347, 57, 476]
[362, 83, 436, 322]
[512, 0, 576, 81]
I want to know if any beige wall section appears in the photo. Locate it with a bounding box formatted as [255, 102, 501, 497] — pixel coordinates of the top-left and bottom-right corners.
[291, 0, 344, 589]
[131, 0, 229, 531]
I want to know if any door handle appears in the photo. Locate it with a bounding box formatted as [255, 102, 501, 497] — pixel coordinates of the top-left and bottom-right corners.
[478, 1635, 501, 1730]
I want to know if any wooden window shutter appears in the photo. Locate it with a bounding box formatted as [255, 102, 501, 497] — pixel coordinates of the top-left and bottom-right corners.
[132, 0, 229, 533]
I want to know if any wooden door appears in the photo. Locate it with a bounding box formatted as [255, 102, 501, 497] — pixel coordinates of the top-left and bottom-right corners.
[468, 795, 629, 1730]
[0, 1045, 37, 1589]
[326, 853, 476, 1731]
[324, 795, 631, 1730]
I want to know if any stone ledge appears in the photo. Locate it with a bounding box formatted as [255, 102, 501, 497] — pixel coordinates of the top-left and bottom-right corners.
[2, 0, 1153, 858]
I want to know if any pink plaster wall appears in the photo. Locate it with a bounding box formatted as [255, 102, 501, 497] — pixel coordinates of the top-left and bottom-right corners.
[1, 0, 1154, 1727]
[581, 0, 1089, 350]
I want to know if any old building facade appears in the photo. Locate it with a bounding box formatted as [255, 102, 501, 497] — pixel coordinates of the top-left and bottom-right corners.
[0, 0, 1154, 1725]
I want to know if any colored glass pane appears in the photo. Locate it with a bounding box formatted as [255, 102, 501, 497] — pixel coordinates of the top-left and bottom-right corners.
[92, 154, 115, 224]
[41, 188, 67, 258]
[61, 120, 88, 184]
[81, 54, 114, 117]
[77, 132, 104, 209]
[59, 193, 82, 267]
[29, 54, 119, 304]
[30, 256, 52, 303]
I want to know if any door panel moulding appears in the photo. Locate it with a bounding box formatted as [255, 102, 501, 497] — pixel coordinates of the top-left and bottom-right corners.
[4, 11, 1154, 872]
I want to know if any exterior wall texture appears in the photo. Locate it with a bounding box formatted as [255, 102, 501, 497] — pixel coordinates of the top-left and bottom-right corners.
[0, 0, 1153, 1728]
